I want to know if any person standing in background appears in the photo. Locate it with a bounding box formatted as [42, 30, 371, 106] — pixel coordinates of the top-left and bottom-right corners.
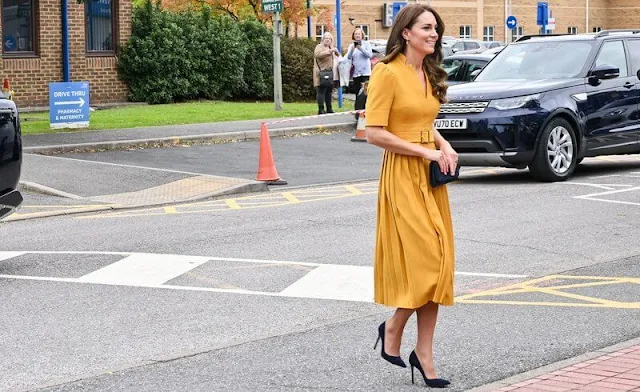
[313, 32, 340, 114]
[346, 27, 372, 95]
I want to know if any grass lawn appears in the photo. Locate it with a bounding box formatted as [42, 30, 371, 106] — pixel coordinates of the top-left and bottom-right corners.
[20, 100, 349, 135]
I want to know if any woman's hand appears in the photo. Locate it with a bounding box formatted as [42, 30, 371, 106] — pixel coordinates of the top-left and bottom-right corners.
[440, 142, 459, 175]
[423, 149, 448, 174]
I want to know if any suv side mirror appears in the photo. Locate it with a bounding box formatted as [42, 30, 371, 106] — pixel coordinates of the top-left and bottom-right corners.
[588, 64, 620, 85]
[637, 69, 640, 81]
[470, 69, 482, 81]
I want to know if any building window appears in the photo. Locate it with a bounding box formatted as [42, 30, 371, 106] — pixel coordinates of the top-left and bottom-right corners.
[459, 25, 471, 39]
[2, 0, 37, 55]
[568, 26, 578, 35]
[356, 25, 370, 40]
[511, 26, 524, 42]
[483, 26, 494, 41]
[86, 0, 117, 53]
[315, 25, 327, 42]
[593, 27, 602, 33]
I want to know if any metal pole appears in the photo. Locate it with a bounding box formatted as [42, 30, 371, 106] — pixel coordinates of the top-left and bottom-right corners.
[504, 0, 508, 43]
[62, 0, 70, 82]
[273, 12, 283, 111]
[307, 0, 312, 39]
[335, 0, 343, 108]
[586, 0, 589, 33]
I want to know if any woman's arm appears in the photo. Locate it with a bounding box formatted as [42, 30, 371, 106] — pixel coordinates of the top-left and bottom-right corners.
[433, 128, 459, 174]
[347, 43, 355, 60]
[314, 45, 333, 61]
[367, 127, 446, 168]
[358, 42, 372, 58]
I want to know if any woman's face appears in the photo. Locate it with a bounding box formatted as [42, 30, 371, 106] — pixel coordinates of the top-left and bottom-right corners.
[403, 11, 439, 56]
[353, 29, 363, 41]
[323, 36, 333, 47]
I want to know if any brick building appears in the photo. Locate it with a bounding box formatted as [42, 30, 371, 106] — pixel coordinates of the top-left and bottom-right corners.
[1, 0, 132, 108]
[304, 0, 640, 49]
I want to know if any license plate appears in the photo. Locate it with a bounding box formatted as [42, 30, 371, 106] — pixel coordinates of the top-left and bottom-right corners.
[434, 119, 467, 129]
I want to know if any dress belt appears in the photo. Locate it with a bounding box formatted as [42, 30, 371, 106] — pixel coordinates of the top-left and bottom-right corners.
[392, 129, 435, 144]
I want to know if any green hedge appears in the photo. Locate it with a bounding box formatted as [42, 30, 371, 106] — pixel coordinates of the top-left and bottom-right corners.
[118, 1, 317, 104]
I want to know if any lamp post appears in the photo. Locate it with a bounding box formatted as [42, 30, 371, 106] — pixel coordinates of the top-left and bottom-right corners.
[335, 0, 343, 108]
[307, 0, 312, 39]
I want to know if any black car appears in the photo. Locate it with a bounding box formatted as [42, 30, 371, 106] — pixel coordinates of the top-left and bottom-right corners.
[442, 52, 496, 86]
[0, 96, 22, 219]
[437, 30, 640, 181]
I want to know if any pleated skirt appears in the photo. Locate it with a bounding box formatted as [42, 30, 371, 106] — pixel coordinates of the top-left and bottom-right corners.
[373, 143, 456, 308]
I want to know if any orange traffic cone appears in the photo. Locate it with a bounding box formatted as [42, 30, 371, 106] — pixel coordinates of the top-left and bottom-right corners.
[2, 77, 13, 100]
[351, 111, 367, 142]
[256, 122, 287, 185]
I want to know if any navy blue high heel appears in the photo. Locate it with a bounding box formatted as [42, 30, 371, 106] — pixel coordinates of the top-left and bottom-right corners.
[409, 350, 450, 388]
[374, 322, 407, 368]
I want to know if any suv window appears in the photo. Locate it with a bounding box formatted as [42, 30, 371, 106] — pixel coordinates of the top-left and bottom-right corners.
[595, 40, 628, 77]
[476, 40, 594, 81]
[442, 59, 464, 81]
[625, 39, 640, 77]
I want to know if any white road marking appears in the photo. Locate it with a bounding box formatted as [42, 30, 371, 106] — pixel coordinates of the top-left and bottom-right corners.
[563, 182, 635, 190]
[574, 197, 640, 207]
[77, 253, 210, 286]
[0, 251, 529, 303]
[280, 265, 374, 302]
[0, 252, 25, 261]
[28, 154, 224, 178]
[574, 186, 640, 199]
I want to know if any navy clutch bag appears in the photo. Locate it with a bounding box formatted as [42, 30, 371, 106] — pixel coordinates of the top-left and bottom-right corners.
[429, 162, 460, 187]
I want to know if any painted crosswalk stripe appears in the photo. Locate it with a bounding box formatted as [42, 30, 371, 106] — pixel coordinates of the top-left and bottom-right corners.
[279, 265, 374, 302]
[0, 252, 25, 262]
[77, 253, 210, 286]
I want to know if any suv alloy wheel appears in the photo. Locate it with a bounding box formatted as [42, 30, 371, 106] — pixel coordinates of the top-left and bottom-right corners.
[529, 118, 578, 182]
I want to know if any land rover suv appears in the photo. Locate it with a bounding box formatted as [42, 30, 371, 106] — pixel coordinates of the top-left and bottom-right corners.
[0, 96, 22, 219]
[436, 30, 640, 181]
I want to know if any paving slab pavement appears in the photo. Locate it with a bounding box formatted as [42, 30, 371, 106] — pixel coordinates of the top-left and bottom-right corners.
[472, 339, 640, 392]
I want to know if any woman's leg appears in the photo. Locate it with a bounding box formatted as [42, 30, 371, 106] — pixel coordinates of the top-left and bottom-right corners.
[325, 86, 334, 113]
[384, 308, 415, 356]
[415, 301, 440, 378]
[316, 87, 326, 114]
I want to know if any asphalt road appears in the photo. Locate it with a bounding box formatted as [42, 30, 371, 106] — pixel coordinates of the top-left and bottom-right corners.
[2, 134, 640, 391]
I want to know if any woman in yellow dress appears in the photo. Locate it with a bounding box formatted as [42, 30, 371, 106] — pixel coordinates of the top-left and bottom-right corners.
[365, 4, 458, 388]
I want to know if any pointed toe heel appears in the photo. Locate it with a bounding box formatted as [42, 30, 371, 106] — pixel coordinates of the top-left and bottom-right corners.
[409, 350, 450, 388]
[374, 322, 407, 368]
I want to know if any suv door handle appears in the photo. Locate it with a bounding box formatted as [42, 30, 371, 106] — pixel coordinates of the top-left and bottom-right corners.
[623, 82, 634, 89]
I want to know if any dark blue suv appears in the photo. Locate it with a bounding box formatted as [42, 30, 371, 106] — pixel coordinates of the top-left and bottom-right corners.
[0, 96, 22, 220]
[436, 30, 640, 181]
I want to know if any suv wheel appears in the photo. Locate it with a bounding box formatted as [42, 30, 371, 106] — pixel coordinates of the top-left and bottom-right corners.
[529, 118, 577, 182]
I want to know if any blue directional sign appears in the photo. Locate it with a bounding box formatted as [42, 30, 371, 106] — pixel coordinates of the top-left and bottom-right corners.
[506, 15, 517, 30]
[537, 2, 549, 26]
[49, 82, 90, 129]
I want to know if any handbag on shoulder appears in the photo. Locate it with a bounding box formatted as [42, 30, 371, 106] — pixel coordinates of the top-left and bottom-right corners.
[316, 57, 334, 88]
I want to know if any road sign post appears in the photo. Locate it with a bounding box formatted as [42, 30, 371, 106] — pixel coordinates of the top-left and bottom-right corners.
[49, 82, 90, 129]
[263, 0, 284, 111]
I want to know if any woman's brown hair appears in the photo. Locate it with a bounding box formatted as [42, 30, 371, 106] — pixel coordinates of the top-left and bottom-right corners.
[382, 4, 448, 103]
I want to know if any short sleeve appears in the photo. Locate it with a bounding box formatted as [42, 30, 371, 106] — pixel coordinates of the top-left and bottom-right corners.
[365, 63, 395, 127]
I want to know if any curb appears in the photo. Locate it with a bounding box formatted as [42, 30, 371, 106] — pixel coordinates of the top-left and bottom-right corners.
[468, 336, 640, 392]
[8, 181, 268, 222]
[24, 122, 356, 155]
[18, 181, 85, 200]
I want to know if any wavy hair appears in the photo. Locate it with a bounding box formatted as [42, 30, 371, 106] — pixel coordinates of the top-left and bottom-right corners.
[382, 4, 448, 103]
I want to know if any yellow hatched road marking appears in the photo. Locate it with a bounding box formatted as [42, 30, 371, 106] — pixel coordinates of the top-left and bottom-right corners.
[225, 199, 241, 209]
[345, 185, 363, 195]
[282, 192, 301, 203]
[163, 206, 178, 214]
[455, 274, 640, 309]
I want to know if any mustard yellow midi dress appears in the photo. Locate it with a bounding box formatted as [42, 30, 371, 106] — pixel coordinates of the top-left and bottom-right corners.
[365, 54, 455, 308]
